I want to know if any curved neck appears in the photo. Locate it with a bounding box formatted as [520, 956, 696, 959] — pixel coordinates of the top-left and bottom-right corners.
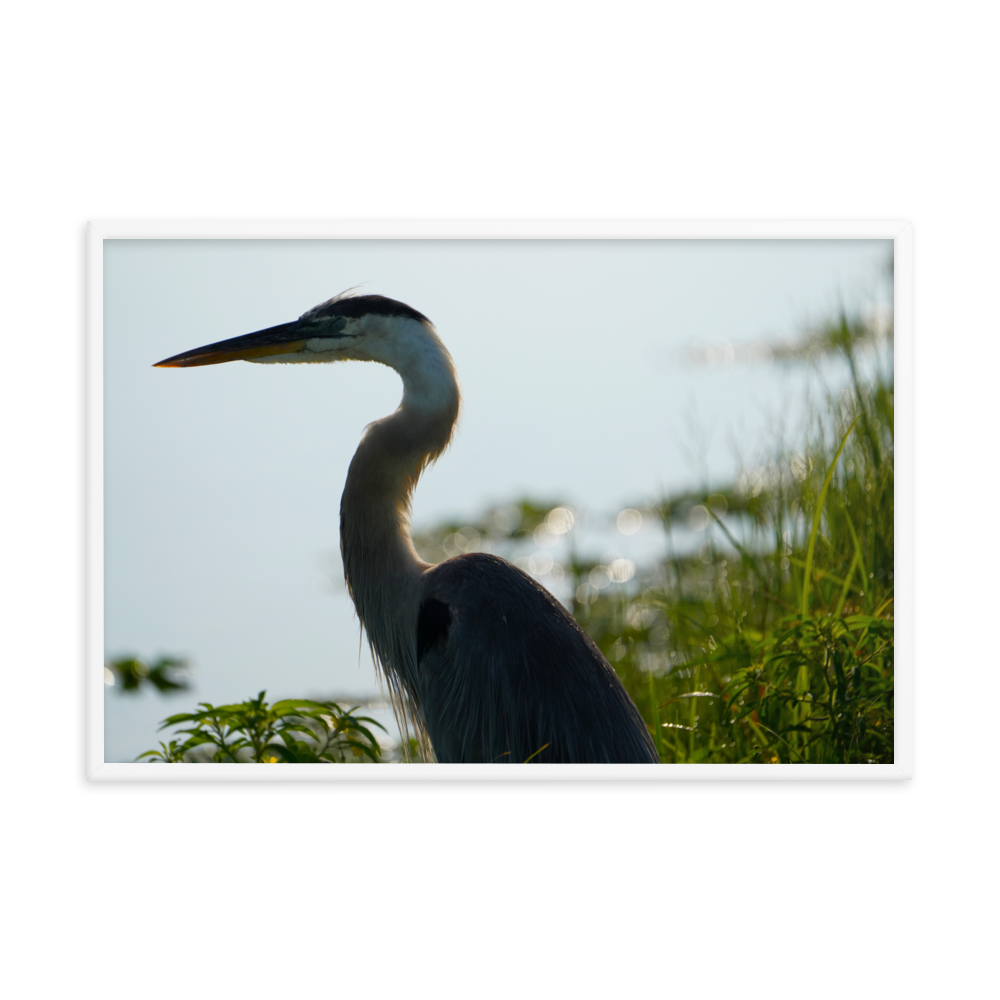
[339, 327, 460, 696]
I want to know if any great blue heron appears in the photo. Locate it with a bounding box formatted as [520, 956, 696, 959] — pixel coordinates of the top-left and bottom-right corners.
[155, 292, 658, 764]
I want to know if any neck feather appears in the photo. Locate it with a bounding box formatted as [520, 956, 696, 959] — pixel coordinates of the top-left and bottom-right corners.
[339, 325, 460, 707]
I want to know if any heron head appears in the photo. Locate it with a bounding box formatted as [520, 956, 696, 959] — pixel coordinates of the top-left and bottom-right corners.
[153, 292, 433, 368]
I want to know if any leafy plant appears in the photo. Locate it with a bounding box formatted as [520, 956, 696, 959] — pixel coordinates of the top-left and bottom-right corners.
[138, 691, 386, 763]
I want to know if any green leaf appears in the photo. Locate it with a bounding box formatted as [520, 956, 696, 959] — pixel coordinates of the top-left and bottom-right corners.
[276, 723, 318, 737]
[343, 738, 380, 762]
[178, 732, 215, 748]
[260, 742, 295, 762]
[270, 699, 331, 714]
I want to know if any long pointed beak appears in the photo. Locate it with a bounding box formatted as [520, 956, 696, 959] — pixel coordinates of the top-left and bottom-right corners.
[153, 321, 309, 368]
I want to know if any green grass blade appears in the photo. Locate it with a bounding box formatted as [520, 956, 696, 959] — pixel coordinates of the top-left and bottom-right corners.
[789, 556, 850, 588]
[706, 506, 765, 580]
[833, 510, 861, 618]
[874, 591, 895, 617]
[801, 415, 861, 616]
[835, 505, 869, 618]
[648, 671, 664, 761]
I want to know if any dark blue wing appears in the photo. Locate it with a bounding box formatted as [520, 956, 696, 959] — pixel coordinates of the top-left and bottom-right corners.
[416, 553, 658, 763]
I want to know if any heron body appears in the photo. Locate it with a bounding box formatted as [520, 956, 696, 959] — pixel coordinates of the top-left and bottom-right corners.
[156, 292, 658, 764]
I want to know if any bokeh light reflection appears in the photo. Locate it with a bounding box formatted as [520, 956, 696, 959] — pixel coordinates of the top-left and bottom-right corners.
[687, 505, 710, 531]
[545, 506, 575, 534]
[616, 508, 643, 534]
[607, 558, 636, 584]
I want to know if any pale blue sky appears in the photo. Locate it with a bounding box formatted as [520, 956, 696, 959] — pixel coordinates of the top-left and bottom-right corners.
[103, 238, 891, 760]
